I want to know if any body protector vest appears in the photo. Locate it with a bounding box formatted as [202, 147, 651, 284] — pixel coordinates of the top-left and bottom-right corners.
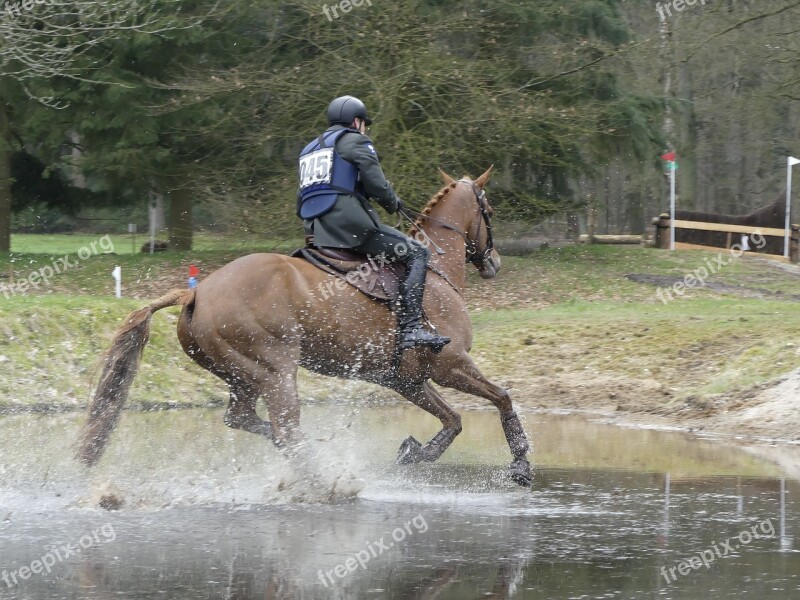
[297, 129, 359, 219]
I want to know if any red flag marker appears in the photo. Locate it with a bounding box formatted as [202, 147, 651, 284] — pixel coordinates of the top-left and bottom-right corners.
[660, 151, 676, 162]
[188, 264, 200, 289]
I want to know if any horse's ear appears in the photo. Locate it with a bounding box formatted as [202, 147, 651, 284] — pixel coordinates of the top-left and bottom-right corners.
[474, 165, 494, 189]
[438, 168, 456, 186]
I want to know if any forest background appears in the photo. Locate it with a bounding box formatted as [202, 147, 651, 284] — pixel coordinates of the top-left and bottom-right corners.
[1, 0, 799, 251]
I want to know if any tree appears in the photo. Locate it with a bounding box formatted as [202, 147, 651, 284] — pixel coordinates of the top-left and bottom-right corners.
[152, 0, 663, 234]
[0, 106, 9, 251]
[3, 0, 675, 246]
[0, 0, 191, 250]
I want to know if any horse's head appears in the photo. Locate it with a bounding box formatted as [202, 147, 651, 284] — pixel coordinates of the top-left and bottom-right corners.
[439, 165, 500, 279]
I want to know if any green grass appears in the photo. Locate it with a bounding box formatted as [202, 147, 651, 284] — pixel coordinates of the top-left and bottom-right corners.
[0, 295, 220, 411]
[470, 299, 800, 400]
[466, 244, 800, 307]
[9, 232, 303, 255]
[1, 234, 304, 300]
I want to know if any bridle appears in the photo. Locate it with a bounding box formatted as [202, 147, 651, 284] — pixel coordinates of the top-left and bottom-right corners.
[401, 179, 494, 265]
[460, 179, 495, 266]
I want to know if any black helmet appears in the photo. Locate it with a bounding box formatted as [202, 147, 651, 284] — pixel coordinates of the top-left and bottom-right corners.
[327, 95, 372, 126]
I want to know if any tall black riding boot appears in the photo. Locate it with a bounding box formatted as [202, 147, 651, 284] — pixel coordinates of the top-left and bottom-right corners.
[398, 253, 451, 353]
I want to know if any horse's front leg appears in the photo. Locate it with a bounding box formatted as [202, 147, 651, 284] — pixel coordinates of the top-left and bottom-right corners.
[393, 381, 462, 465]
[433, 355, 532, 487]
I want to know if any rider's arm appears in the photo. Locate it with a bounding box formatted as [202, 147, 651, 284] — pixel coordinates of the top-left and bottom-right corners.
[338, 133, 401, 214]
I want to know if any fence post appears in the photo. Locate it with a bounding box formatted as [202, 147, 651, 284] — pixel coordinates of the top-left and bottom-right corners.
[653, 213, 670, 249]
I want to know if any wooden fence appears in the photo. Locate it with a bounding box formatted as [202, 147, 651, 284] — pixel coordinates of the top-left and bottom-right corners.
[652, 213, 800, 263]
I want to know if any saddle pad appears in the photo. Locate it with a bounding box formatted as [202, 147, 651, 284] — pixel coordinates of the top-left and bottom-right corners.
[291, 247, 403, 302]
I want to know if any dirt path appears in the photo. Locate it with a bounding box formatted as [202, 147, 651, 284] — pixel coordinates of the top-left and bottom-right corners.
[625, 273, 800, 301]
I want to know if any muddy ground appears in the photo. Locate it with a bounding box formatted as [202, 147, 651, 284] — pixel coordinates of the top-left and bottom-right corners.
[457, 255, 800, 444]
[454, 366, 800, 444]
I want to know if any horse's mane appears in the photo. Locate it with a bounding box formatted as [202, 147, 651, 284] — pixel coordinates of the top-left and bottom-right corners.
[408, 181, 459, 236]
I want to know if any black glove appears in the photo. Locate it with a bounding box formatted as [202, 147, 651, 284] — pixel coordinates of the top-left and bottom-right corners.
[394, 197, 404, 214]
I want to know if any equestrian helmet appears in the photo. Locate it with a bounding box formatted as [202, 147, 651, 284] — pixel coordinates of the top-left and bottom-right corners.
[327, 95, 372, 126]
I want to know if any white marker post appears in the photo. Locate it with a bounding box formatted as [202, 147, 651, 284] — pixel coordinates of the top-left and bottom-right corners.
[661, 152, 677, 251]
[669, 161, 676, 251]
[786, 157, 800, 259]
[112, 266, 122, 299]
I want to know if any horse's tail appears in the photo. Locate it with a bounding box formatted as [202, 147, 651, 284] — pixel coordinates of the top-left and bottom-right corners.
[74, 288, 196, 467]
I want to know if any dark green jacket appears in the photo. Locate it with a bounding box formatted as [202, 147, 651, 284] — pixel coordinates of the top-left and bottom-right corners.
[301, 125, 401, 248]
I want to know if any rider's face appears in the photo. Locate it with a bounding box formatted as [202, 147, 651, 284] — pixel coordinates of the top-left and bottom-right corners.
[353, 118, 367, 134]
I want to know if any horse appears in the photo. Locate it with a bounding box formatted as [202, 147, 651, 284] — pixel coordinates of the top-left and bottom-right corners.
[74, 166, 532, 487]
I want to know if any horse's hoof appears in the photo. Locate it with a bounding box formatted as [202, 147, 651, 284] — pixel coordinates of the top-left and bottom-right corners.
[508, 458, 532, 487]
[397, 436, 425, 465]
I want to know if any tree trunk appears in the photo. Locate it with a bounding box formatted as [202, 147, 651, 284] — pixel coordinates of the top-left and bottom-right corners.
[677, 63, 697, 209]
[168, 186, 193, 251]
[0, 106, 11, 252]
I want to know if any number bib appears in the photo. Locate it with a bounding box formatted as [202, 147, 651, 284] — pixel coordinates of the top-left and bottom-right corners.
[299, 148, 334, 189]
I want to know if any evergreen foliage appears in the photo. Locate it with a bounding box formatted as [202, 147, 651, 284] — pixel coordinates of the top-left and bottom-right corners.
[3, 0, 799, 246]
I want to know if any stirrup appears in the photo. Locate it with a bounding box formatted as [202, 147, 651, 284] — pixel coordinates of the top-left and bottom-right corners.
[399, 327, 451, 353]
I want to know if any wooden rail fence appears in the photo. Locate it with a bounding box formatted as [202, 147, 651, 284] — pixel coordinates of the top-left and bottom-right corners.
[652, 214, 799, 263]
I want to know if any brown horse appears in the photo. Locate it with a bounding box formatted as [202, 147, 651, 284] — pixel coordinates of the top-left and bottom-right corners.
[75, 166, 532, 486]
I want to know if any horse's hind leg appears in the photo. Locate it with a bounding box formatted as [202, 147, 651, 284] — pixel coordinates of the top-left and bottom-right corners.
[180, 308, 300, 449]
[433, 355, 532, 487]
[179, 327, 273, 439]
[394, 381, 462, 465]
[189, 337, 293, 448]
[224, 379, 273, 438]
[257, 350, 303, 452]
[222, 347, 302, 452]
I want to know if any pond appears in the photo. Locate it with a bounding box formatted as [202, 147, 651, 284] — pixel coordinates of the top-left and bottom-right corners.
[0, 406, 798, 599]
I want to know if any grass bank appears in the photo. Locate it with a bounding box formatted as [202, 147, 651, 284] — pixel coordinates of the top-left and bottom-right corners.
[1, 241, 798, 417]
[469, 298, 799, 409]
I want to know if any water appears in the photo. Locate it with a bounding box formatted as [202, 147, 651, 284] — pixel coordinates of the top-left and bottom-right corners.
[0, 406, 799, 599]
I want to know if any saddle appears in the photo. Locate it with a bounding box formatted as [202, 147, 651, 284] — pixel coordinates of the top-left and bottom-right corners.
[291, 238, 404, 302]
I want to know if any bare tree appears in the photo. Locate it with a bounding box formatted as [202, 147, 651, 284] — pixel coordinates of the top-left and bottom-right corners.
[0, 0, 204, 251]
[0, 0, 191, 106]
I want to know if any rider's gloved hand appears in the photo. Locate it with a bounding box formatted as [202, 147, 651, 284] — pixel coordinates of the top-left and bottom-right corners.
[394, 197, 404, 214]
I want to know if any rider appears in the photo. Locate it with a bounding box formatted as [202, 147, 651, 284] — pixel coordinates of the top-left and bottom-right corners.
[297, 95, 450, 352]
